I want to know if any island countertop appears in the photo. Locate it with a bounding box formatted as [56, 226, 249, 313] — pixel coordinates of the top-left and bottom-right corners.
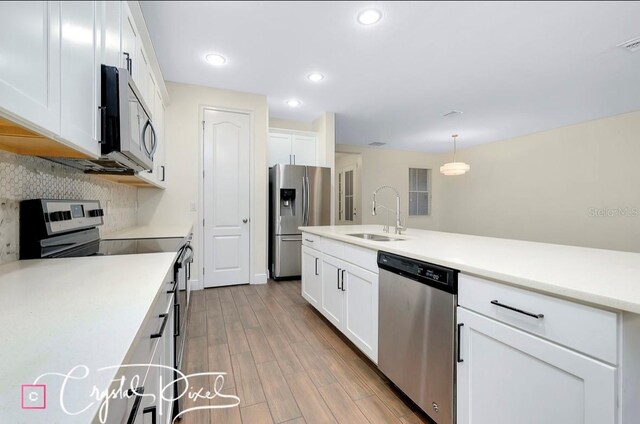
[300, 225, 640, 314]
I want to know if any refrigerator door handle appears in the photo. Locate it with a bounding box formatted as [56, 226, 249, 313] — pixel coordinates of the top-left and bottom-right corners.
[304, 176, 310, 226]
[302, 176, 308, 226]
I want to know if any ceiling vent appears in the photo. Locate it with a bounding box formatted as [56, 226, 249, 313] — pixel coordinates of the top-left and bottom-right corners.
[368, 142, 386, 147]
[618, 36, 640, 52]
[442, 110, 463, 118]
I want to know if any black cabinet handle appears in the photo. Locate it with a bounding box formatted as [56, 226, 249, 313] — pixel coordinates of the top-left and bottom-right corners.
[314, 257, 319, 276]
[491, 300, 544, 319]
[457, 323, 464, 363]
[161, 165, 166, 182]
[337, 268, 341, 290]
[341, 270, 346, 291]
[123, 52, 132, 75]
[167, 279, 178, 294]
[143, 406, 157, 424]
[126, 386, 144, 424]
[174, 303, 180, 337]
[151, 313, 169, 339]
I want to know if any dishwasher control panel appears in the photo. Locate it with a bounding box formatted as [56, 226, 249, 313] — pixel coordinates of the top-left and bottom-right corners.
[378, 251, 458, 294]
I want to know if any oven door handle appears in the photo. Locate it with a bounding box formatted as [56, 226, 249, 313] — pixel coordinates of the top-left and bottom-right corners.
[126, 386, 144, 424]
[150, 313, 169, 339]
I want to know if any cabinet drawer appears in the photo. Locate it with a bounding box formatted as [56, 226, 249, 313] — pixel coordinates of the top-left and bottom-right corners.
[459, 274, 618, 364]
[302, 232, 321, 248]
[322, 238, 378, 273]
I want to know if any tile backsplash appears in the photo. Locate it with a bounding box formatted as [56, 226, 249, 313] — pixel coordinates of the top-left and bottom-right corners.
[0, 151, 137, 265]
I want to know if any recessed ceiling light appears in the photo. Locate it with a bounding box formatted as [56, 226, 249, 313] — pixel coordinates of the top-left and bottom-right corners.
[286, 99, 302, 108]
[205, 53, 227, 66]
[357, 9, 382, 25]
[307, 73, 325, 82]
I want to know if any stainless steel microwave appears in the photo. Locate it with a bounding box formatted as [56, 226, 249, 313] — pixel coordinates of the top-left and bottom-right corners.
[100, 65, 156, 172]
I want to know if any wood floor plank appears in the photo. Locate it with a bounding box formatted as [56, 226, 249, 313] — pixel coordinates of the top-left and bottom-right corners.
[356, 395, 403, 424]
[189, 310, 207, 338]
[231, 285, 250, 307]
[238, 305, 261, 329]
[290, 340, 337, 387]
[210, 387, 242, 424]
[185, 336, 209, 373]
[318, 383, 370, 424]
[273, 312, 306, 343]
[191, 290, 206, 313]
[240, 402, 274, 424]
[317, 349, 373, 401]
[231, 351, 266, 407]
[282, 419, 306, 424]
[256, 361, 302, 423]
[265, 332, 305, 376]
[207, 315, 228, 345]
[180, 374, 210, 424]
[285, 371, 337, 424]
[205, 289, 223, 318]
[246, 293, 267, 311]
[225, 317, 250, 355]
[245, 327, 276, 364]
[254, 308, 284, 338]
[208, 343, 235, 390]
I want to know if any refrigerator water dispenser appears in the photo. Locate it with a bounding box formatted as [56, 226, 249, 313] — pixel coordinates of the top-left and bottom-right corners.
[280, 188, 296, 216]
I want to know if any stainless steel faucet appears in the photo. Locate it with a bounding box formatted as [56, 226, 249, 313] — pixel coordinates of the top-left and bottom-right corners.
[372, 185, 406, 234]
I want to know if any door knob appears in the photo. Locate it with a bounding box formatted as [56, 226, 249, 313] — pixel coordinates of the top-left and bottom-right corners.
[242, 218, 248, 223]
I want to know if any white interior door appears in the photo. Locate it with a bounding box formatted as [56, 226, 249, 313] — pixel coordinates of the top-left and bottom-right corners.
[337, 164, 357, 224]
[203, 109, 251, 287]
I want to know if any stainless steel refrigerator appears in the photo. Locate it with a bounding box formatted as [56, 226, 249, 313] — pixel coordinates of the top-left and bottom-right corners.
[269, 164, 331, 279]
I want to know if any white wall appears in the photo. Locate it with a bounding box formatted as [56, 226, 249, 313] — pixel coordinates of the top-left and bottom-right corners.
[438, 110, 640, 253]
[339, 110, 640, 253]
[335, 144, 444, 231]
[138, 82, 269, 286]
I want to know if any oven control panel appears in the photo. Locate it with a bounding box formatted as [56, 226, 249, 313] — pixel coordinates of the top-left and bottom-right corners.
[42, 200, 104, 235]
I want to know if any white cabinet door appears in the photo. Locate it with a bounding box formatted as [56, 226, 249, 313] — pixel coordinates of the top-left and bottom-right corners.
[121, 3, 137, 75]
[59, 0, 101, 158]
[302, 246, 322, 308]
[291, 134, 317, 166]
[268, 133, 292, 166]
[457, 307, 616, 424]
[136, 45, 150, 106]
[320, 255, 345, 328]
[342, 264, 378, 362]
[153, 89, 166, 185]
[0, 1, 60, 134]
[101, 0, 121, 67]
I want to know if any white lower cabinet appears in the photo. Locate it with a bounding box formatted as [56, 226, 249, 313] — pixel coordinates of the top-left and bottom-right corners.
[313, 247, 379, 363]
[301, 245, 322, 308]
[457, 307, 616, 424]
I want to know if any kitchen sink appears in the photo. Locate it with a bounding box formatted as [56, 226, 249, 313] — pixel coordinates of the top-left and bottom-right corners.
[347, 233, 405, 242]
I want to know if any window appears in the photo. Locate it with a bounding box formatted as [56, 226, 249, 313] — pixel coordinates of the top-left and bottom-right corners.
[409, 168, 430, 216]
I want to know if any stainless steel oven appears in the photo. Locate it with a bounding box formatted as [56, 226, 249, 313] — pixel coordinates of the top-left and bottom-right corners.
[100, 65, 156, 172]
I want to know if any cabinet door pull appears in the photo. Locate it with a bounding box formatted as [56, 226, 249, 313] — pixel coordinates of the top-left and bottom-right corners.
[143, 406, 157, 424]
[337, 268, 341, 290]
[314, 257, 319, 276]
[150, 313, 169, 339]
[304, 238, 314, 243]
[126, 387, 144, 424]
[341, 269, 346, 291]
[457, 323, 464, 363]
[490, 300, 544, 319]
[161, 165, 166, 182]
[174, 303, 181, 337]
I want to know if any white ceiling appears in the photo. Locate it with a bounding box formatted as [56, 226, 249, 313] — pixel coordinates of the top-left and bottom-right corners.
[141, 1, 640, 152]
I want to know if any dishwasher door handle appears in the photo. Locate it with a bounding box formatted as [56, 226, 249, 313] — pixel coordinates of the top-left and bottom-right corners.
[457, 323, 464, 363]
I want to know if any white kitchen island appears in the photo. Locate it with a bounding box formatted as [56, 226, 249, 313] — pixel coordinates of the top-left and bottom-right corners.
[299, 225, 640, 424]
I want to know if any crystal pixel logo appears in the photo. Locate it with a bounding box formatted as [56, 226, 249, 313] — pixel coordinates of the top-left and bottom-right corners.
[21, 384, 46, 410]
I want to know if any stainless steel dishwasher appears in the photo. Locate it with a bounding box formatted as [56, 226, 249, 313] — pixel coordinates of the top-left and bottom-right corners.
[378, 251, 459, 424]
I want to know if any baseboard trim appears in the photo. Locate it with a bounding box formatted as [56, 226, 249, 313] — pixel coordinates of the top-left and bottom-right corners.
[190, 279, 203, 291]
[252, 273, 268, 284]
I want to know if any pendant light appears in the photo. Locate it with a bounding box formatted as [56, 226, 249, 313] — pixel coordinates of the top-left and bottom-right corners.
[440, 134, 470, 176]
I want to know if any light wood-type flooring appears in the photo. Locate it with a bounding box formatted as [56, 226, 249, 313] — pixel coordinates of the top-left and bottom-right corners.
[180, 280, 432, 424]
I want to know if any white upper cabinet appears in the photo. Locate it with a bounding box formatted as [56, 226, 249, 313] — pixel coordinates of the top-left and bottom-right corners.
[59, 0, 101, 158]
[101, 0, 122, 67]
[121, 3, 138, 76]
[291, 134, 317, 166]
[268, 130, 318, 166]
[0, 1, 61, 135]
[268, 133, 293, 166]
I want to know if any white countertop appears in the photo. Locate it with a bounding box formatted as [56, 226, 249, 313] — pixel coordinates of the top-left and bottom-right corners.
[300, 225, 640, 314]
[0, 253, 177, 423]
[103, 224, 193, 240]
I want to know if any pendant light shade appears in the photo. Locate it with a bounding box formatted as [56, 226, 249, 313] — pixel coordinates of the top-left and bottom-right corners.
[440, 134, 470, 176]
